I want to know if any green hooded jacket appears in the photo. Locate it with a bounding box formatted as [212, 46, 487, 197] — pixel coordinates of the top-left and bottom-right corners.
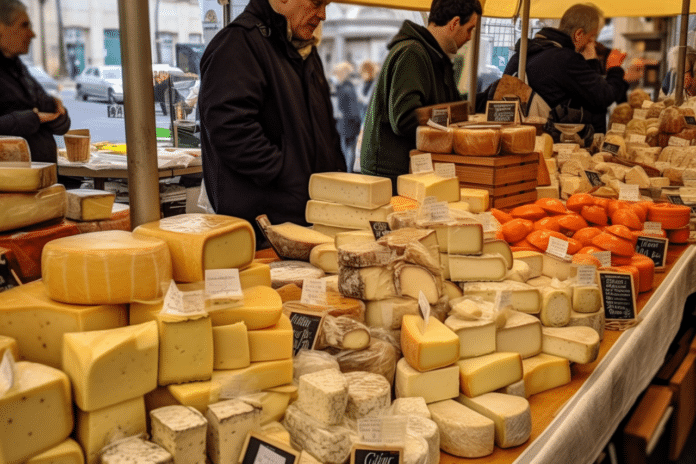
[360, 20, 462, 191]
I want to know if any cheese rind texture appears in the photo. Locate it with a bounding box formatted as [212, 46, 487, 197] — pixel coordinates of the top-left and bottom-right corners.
[427, 399, 495, 458]
[401, 314, 460, 372]
[150, 405, 207, 464]
[308, 172, 392, 209]
[306, 199, 394, 229]
[297, 368, 348, 426]
[0, 183, 66, 233]
[541, 326, 600, 364]
[343, 371, 391, 419]
[0, 162, 56, 192]
[133, 213, 255, 283]
[283, 403, 353, 464]
[457, 392, 532, 448]
[65, 188, 115, 221]
[205, 399, 261, 464]
[264, 222, 333, 261]
[100, 437, 173, 464]
[41, 230, 172, 305]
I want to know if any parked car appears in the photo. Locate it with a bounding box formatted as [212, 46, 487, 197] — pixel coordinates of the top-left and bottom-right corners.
[25, 64, 61, 94]
[75, 65, 124, 103]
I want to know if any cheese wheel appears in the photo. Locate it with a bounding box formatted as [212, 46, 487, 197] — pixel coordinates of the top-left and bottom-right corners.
[0, 184, 67, 233]
[453, 127, 501, 156]
[0, 162, 56, 192]
[534, 198, 567, 215]
[667, 226, 690, 244]
[591, 231, 635, 257]
[566, 193, 595, 212]
[572, 227, 603, 246]
[416, 126, 454, 153]
[610, 208, 642, 230]
[510, 204, 546, 221]
[605, 224, 637, 244]
[580, 205, 608, 226]
[556, 214, 589, 233]
[629, 253, 655, 293]
[647, 203, 691, 230]
[500, 125, 536, 154]
[534, 216, 561, 232]
[501, 218, 535, 243]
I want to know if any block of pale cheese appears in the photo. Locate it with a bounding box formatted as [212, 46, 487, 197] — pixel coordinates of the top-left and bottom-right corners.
[306, 199, 394, 229]
[157, 314, 214, 386]
[522, 353, 571, 397]
[338, 265, 396, 300]
[99, 436, 172, 464]
[133, 214, 254, 283]
[459, 188, 489, 212]
[397, 172, 460, 203]
[42, 230, 171, 305]
[395, 263, 442, 304]
[167, 381, 221, 414]
[212, 322, 250, 370]
[244, 314, 292, 362]
[457, 352, 524, 397]
[512, 250, 543, 279]
[460, 281, 541, 314]
[240, 261, 272, 288]
[390, 397, 432, 419]
[0, 361, 74, 464]
[449, 253, 507, 282]
[65, 188, 115, 221]
[416, 125, 454, 153]
[0, 135, 31, 161]
[283, 403, 353, 464]
[567, 309, 604, 340]
[0, 280, 127, 368]
[448, 221, 484, 254]
[445, 315, 497, 359]
[261, 220, 333, 261]
[457, 392, 531, 448]
[208, 285, 282, 329]
[401, 314, 460, 372]
[540, 287, 572, 327]
[24, 438, 84, 464]
[312, 223, 363, 238]
[500, 125, 536, 154]
[453, 126, 501, 156]
[482, 240, 513, 269]
[365, 296, 420, 329]
[343, 371, 391, 419]
[427, 399, 495, 458]
[316, 315, 370, 351]
[0, 161, 56, 192]
[334, 229, 375, 248]
[297, 368, 348, 426]
[572, 285, 602, 313]
[309, 242, 338, 274]
[395, 358, 460, 404]
[0, 183, 67, 233]
[541, 253, 574, 280]
[211, 358, 294, 398]
[206, 399, 262, 464]
[150, 405, 207, 464]
[541, 326, 600, 364]
[308, 172, 392, 209]
[62, 321, 159, 411]
[496, 310, 542, 359]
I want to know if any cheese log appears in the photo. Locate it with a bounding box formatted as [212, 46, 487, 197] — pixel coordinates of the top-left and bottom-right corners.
[317, 315, 370, 350]
[309, 242, 338, 274]
[482, 240, 513, 269]
[395, 358, 460, 404]
[457, 392, 531, 448]
[453, 127, 501, 156]
[457, 352, 524, 397]
[206, 399, 261, 464]
[150, 406, 207, 464]
[343, 371, 391, 419]
[0, 362, 73, 464]
[540, 287, 572, 327]
[247, 314, 293, 362]
[460, 280, 541, 314]
[65, 188, 115, 221]
[444, 315, 497, 359]
[308, 172, 392, 209]
[541, 326, 600, 364]
[395, 263, 442, 304]
[416, 125, 454, 153]
[338, 265, 396, 300]
[522, 353, 571, 397]
[133, 214, 254, 282]
[240, 261, 272, 288]
[427, 399, 495, 458]
[501, 125, 536, 154]
[24, 438, 84, 464]
[337, 241, 394, 268]
[0, 280, 127, 368]
[567, 309, 605, 340]
[449, 253, 507, 282]
[396, 172, 460, 203]
[62, 321, 159, 411]
[572, 285, 603, 313]
[212, 322, 250, 369]
[390, 397, 432, 419]
[156, 314, 214, 386]
[75, 396, 147, 464]
[211, 358, 294, 398]
[459, 188, 489, 212]
[100, 437, 173, 464]
[365, 296, 420, 329]
[41, 230, 171, 305]
[334, 229, 375, 248]
[269, 260, 325, 288]
[263, 222, 334, 261]
[306, 199, 394, 229]
[496, 310, 542, 359]
[208, 285, 282, 329]
[0, 162, 56, 192]
[401, 314, 460, 372]
[283, 403, 352, 464]
[0, 183, 66, 233]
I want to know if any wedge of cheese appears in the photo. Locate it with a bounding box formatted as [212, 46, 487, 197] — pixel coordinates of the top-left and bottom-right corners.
[567, 309, 605, 340]
[306, 200, 394, 229]
[24, 438, 84, 464]
[337, 241, 394, 268]
[338, 265, 396, 300]
[427, 399, 495, 458]
[395, 358, 460, 404]
[395, 263, 442, 304]
[449, 253, 507, 282]
[208, 285, 282, 329]
[334, 229, 375, 248]
[401, 315, 460, 372]
[501, 125, 536, 154]
[482, 240, 513, 269]
[0, 161, 56, 192]
[457, 392, 531, 448]
[460, 281, 541, 314]
[308, 172, 392, 209]
[309, 242, 338, 274]
[457, 352, 523, 397]
[65, 189, 115, 221]
[522, 353, 571, 397]
[459, 188, 489, 212]
[541, 326, 600, 364]
[397, 172, 460, 203]
[496, 310, 542, 359]
[240, 261, 272, 288]
[262, 221, 333, 261]
[247, 314, 293, 362]
[444, 315, 497, 359]
[0, 183, 67, 233]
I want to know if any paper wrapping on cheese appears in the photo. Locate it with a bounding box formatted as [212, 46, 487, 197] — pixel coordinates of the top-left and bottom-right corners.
[331, 338, 399, 386]
[0, 184, 67, 233]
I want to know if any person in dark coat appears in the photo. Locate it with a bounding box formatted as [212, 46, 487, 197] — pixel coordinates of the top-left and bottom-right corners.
[333, 62, 361, 173]
[199, 0, 345, 248]
[503, 3, 628, 134]
[0, 0, 70, 163]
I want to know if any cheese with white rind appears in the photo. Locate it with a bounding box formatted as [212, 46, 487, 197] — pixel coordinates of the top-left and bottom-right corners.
[506, 259, 532, 283]
[453, 127, 501, 156]
[401, 314, 460, 372]
[395, 263, 442, 304]
[100, 437, 173, 464]
[443, 279, 464, 299]
[460, 280, 541, 314]
[457, 392, 532, 448]
[457, 352, 524, 398]
[459, 188, 489, 212]
[389, 397, 432, 419]
[306, 199, 394, 229]
[133, 214, 255, 282]
[572, 285, 603, 313]
[500, 125, 536, 154]
[395, 358, 460, 404]
[208, 285, 282, 329]
[522, 353, 571, 397]
[540, 287, 572, 327]
[270, 261, 325, 288]
[449, 253, 507, 282]
[567, 309, 605, 340]
[149, 406, 207, 464]
[482, 240, 513, 269]
[264, 222, 334, 261]
[337, 241, 394, 268]
[284, 403, 353, 464]
[377, 227, 439, 259]
[343, 371, 391, 419]
[406, 415, 441, 464]
[365, 296, 420, 329]
[427, 399, 495, 458]
[496, 310, 542, 359]
[24, 438, 84, 464]
[0, 183, 66, 233]
[0, 161, 56, 192]
[541, 326, 600, 364]
[317, 315, 370, 350]
[338, 265, 396, 300]
[416, 125, 454, 153]
[445, 315, 497, 359]
[498, 379, 526, 398]
[309, 242, 338, 274]
[334, 229, 375, 248]
[42, 230, 172, 305]
[397, 172, 460, 203]
[65, 188, 115, 221]
[512, 250, 543, 279]
[308, 172, 392, 209]
[205, 399, 261, 464]
[156, 314, 214, 386]
[297, 368, 348, 425]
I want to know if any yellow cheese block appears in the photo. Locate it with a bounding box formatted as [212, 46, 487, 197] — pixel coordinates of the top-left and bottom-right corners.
[65, 189, 115, 221]
[41, 230, 172, 305]
[457, 352, 524, 398]
[0, 183, 67, 233]
[168, 380, 222, 414]
[247, 313, 293, 362]
[208, 285, 282, 329]
[133, 213, 255, 283]
[212, 322, 250, 370]
[0, 335, 19, 361]
[24, 438, 84, 464]
[397, 172, 460, 203]
[0, 280, 127, 368]
[0, 162, 56, 192]
[61, 321, 159, 411]
[157, 314, 214, 386]
[401, 315, 460, 372]
[211, 358, 294, 398]
[0, 362, 74, 464]
[240, 261, 272, 288]
[395, 358, 460, 404]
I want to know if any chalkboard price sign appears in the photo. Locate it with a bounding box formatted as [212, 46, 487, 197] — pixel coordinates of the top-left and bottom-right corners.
[667, 194, 685, 205]
[240, 432, 299, 464]
[602, 142, 620, 156]
[351, 445, 403, 464]
[635, 236, 668, 268]
[599, 271, 636, 321]
[584, 170, 603, 187]
[289, 309, 324, 356]
[486, 101, 519, 123]
[370, 221, 392, 240]
[685, 115, 696, 125]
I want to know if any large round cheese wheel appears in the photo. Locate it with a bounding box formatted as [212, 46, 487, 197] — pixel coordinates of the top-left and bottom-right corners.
[416, 126, 454, 153]
[453, 127, 501, 156]
[500, 125, 536, 154]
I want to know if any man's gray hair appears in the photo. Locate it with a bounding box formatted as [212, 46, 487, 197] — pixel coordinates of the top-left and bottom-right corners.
[558, 3, 604, 38]
[0, 0, 26, 26]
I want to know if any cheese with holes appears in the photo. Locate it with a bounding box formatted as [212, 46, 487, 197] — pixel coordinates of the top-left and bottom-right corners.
[75, 396, 146, 464]
[343, 371, 391, 419]
[541, 326, 600, 364]
[457, 352, 524, 397]
[133, 214, 254, 282]
[397, 172, 460, 203]
[42, 230, 171, 305]
[212, 322, 249, 369]
[309, 172, 392, 209]
[482, 240, 513, 269]
[239, 261, 272, 288]
[0, 136, 30, 161]
[567, 309, 604, 340]
[62, 321, 159, 411]
[0, 162, 56, 192]
[150, 405, 207, 464]
[401, 315, 459, 372]
[283, 403, 353, 464]
[522, 353, 571, 397]
[395, 358, 459, 404]
[501, 125, 536, 154]
[334, 229, 375, 248]
[459, 188, 489, 212]
[211, 358, 293, 398]
[24, 438, 84, 464]
[306, 200, 394, 229]
[457, 392, 531, 448]
[365, 296, 420, 329]
[395, 264, 441, 304]
[573, 285, 602, 313]
[65, 189, 115, 221]
[427, 399, 495, 457]
[337, 241, 394, 268]
[540, 287, 572, 327]
[445, 315, 497, 359]
[157, 314, 214, 386]
[206, 399, 261, 464]
[297, 368, 348, 425]
[449, 253, 507, 282]
[0, 362, 73, 464]
[453, 127, 501, 156]
[496, 310, 542, 359]
[512, 250, 543, 279]
[309, 242, 338, 274]
[338, 265, 396, 300]
[0, 280, 127, 368]
[100, 437, 172, 464]
[390, 397, 431, 419]
[416, 126, 454, 153]
[208, 285, 282, 329]
[460, 281, 541, 314]
[0, 183, 66, 233]
[247, 314, 292, 362]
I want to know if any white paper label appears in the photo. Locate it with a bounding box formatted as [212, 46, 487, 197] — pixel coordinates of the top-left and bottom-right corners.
[610, 123, 626, 132]
[633, 109, 648, 120]
[301, 279, 327, 307]
[435, 162, 456, 179]
[557, 150, 573, 164]
[618, 184, 641, 202]
[411, 153, 434, 174]
[161, 280, 207, 317]
[358, 416, 408, 445]
[418, 291, 430, 332]
[576, 265, 597, 286]
[479, 212, 500, 233]
[534, 136, 545, 154]
[254, 443, 287, 464]
[592, 250, 612, 268]
[643, 221, 663, 235]
[547, 236, 569, 258]
[428, 201, 451, 222]
[627, 134, 647, 144]
[205, 268, 243, 299]
[668, 136, 689, 147]
[0, 349, 15, 396]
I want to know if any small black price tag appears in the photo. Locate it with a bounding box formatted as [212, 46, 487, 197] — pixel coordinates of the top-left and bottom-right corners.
[635, 236, 668, 268]
[602, 142, 620, 156]
[584, 170, 603, 187]
[667, 194, 685, 205]
[599, 271, 637, 321]
[685, 115, 696, 125]
[485, 101, 519, 123]
[239, 432, 299, 464]
[288, 309, 324, 356]
[351, 445, 403, 464]
[370, 221, 392, 240]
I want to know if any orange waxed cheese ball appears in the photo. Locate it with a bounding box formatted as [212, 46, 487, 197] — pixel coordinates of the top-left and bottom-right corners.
[501, 218, 535, 243]
[566, 193, 595, 212]
[581, 205, 608, 226]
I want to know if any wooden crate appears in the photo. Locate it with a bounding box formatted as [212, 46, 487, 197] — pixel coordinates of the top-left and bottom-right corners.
[431, 152, 539, 208]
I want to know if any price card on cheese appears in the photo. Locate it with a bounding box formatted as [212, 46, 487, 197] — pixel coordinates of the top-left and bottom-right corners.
[427, 201, 450, 222]
[643, 221, 663, 235]
[668, 136, 690, 147]
[418, 291, 431, 332]
[357, 416, 407, 445]
[430, 107, 449, 126]
[161, 280, 207, 318]
[635, 235, 668, 269]
[239, 432, 299, 464]
[576, 265, 597, 286]
[602, 141, 621, 156]
[618, 183, 640, 202]
[0, 349, 15, 397]
[546, 236, 569, 259]
[626, 133, 646, 144]
[410, 153, 434, 174]
[301, 278, 327, 307]
[686, 115, 696, 125]
[479, 212, 501, 233]
[205, 269, 243, 299]
[598, 271, 637, 323]
[288, 309, 324, 356]
[370, 221, 392, 240]
[434, 162, 456, 179]
[351, 445, 403, 464]
[633, 109, 648, 120]
[592, 250, 612, 268]
[493, 290, 512, 311]
[609, 123, 626, 133]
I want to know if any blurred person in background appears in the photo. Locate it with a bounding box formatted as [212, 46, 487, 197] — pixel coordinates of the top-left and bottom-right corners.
[0, 0, 70, 163]
[357, 59, 378, 119]
[660, 45, 696, 100]
[333, 61, 361, 173]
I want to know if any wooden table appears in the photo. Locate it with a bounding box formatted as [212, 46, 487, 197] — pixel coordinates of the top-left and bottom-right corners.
[57, 163, 202, 190]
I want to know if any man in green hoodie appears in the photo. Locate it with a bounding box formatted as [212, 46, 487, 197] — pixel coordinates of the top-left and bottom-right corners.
[360, 0, 481, 191]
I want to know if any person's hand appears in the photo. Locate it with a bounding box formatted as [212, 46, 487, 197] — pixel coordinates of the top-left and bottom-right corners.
[606, 49, 627, 69]
[53, 97, 67, 115]
[34, 108, 61, 123]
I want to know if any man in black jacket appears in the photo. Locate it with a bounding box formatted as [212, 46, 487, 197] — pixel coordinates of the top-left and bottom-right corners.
[504, 3, 628, 134]
[199, 0, 345, 248]
[0, 0, 70, 163]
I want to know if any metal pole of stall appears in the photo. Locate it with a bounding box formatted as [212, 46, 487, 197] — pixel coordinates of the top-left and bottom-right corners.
[517, 0, 531, 83]
[468, 14, 482, 113]
[674, 0, 691, 105]
[117, 0, 161, 228]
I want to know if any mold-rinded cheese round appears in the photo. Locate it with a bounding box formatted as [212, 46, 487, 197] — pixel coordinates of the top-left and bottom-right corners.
[457, 392, 531, 448]
[42, 230, 172, 305]
[416, 126, 454, 153]
[427, 399, 495, 458]
[453, 127, 501, 156]
[133, 214, 255, 283]
[0, 162, 56, 192]
[500, 125, 536, 154]
[343, 371, 391, 419]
